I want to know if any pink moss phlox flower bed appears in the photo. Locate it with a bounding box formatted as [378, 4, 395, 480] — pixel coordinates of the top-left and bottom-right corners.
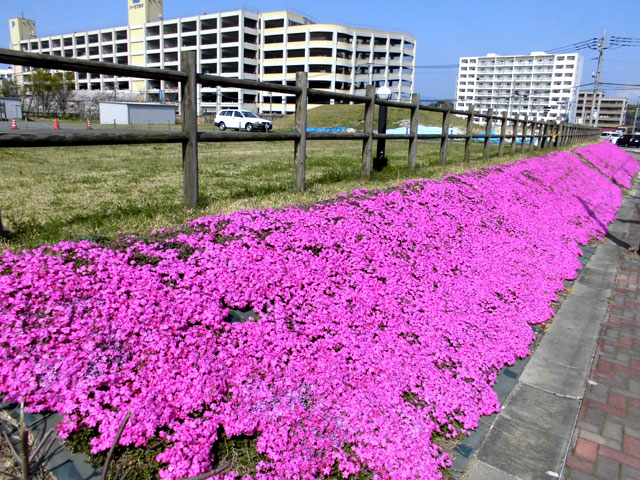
[1, 143, 637, 479]
[575, 141, 639, 188]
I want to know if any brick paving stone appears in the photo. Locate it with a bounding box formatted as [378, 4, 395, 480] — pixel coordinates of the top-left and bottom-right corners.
[623, 435, 640, 459]
[579, 429, 622, 450]
[566, 455, 596, 475]
[602, 421, 624, 442]
[621, 464, 640, 479]
[609, 392, 629, 410]
[599, 445, 640, 469]
[595, 456, 621, 478]
[567, 470, 599, 480]
[625, 426, 640, 439]
[576, 437, 604, 461]
[564, 180, 640, 480]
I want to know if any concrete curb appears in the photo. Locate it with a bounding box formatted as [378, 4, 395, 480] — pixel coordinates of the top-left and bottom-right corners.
[461, 175, 639, 479]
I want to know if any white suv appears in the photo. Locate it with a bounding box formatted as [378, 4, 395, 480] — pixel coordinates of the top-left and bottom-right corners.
[600, 131, 622, 144]
[214, 110, 272, 132]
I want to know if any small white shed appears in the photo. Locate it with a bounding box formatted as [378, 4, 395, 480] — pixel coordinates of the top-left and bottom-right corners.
[0, 97, 22, 120]
[99, 101, 176, 125]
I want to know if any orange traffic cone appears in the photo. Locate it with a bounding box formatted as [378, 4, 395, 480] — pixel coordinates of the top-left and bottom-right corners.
[54, 118, 60, 130]
[11, 118, 18, 130]
[87, 118, 92, 130]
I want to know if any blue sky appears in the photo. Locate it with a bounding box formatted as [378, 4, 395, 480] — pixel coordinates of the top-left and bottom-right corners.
[2, 0, 639, 102]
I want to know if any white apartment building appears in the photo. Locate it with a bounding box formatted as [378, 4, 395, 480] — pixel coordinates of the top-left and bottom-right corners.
[8, 0, 415, 115]
[0, 68, 14, 82]
[455, 52, 583, 123]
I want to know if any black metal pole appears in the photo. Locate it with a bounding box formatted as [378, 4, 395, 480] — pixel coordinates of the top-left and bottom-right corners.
[374, 103, 388, 171]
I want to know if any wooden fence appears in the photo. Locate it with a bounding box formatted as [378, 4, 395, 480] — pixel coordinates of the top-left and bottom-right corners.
[0, 47, 600, 208]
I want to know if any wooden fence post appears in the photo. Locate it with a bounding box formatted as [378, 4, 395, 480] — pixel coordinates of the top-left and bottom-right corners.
[510, 113, 519, 154]
[440, 104, 451, 167]
[528, 119, 535, 152]
[464, 104, 474, 163]
[541, 121, 549, 149]
[520, 114, 528, 153]
[483, 108, 493, 161]
[569, 125, 574, 144]
[361, 85, 375, 179]
[294, 71, 308, 191]
[534, 120, 542, 150]
[181, 50, 198, 208]
[498, 111, 507, 157]
[408, 93, 419, 170]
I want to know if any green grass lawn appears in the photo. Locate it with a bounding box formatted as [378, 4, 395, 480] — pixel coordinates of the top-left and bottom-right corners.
[0, 136, 593, 251]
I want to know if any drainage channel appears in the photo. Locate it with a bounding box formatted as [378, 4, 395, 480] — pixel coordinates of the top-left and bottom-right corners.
[448, 243, 599, 477]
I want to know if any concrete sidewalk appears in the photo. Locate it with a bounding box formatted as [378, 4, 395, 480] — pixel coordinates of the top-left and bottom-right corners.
[461, 151, 640, 480]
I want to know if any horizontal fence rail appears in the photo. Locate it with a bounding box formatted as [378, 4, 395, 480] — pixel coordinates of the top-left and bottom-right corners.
[0, 47, 600, 208]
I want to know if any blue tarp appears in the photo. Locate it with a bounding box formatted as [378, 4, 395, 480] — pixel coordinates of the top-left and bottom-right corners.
[475, 131, 501, 143]
[385, 125, 465, 135]
[305, 126, 347, 132]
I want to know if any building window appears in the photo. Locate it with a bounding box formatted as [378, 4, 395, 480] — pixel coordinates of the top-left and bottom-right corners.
[221, 31, 239, 43]
[309, 48, 332, 57]
[182, 21, 197, 33]
[264, 19, 284, 29]
[221, 16, 239, 28]
[288, 33, 305, 42]
[310, 32, 333, 41]
[264, 34, 283, 44]
[201, 18, 217, 30]
[264, 65, 283, 74]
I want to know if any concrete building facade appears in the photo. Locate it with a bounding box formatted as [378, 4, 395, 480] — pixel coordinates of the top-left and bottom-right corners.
[8, 0, 415, 115]
[575, 91, 628, 129]
[455, 52, 583, 123]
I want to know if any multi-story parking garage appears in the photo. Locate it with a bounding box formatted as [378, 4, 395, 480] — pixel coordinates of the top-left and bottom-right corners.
[8, 0, 416, 115]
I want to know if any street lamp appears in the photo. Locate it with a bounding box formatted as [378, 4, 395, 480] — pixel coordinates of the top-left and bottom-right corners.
[374, 85, 392, 171]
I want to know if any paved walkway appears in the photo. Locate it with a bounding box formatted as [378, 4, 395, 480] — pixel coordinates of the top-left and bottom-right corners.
[462, 151, 640, 480]
[564, 171, 640, 479]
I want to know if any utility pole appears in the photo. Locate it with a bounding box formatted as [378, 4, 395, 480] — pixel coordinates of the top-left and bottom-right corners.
[589, 33, 606, 127]
[633, 101, 639, 134]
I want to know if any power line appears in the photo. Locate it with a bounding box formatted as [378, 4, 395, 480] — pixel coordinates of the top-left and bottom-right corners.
[545, 37, 599, 54]
[599, 82, 640, 87]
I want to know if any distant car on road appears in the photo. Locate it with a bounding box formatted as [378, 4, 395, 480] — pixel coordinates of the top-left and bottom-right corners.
[600, 131, 621, 144]
[616, 134, 640, 148]
[214, 110, 272, 132]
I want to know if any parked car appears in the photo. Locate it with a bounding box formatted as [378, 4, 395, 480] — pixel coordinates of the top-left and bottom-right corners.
[616, 134, 640, 148]
[214, 110, 272, 132]
[600, 131, 622, 144]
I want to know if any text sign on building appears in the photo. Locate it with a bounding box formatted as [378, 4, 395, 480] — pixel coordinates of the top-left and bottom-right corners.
[130, 0, 144, 10]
